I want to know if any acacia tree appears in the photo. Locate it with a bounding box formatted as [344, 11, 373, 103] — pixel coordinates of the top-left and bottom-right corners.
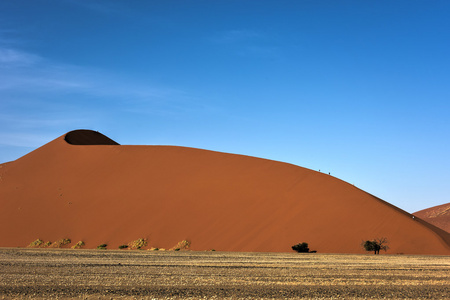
[362, 237, 389, 254]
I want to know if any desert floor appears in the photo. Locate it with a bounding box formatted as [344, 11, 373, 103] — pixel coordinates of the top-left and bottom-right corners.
[0, 248, 449, 299]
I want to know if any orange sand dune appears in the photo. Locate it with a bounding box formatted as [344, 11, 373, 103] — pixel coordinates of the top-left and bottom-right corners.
[0, 130, 449, 254]
[414, 203, 450, 233]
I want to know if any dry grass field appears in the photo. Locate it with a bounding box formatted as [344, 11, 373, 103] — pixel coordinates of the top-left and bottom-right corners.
[0, 248, 449, 299]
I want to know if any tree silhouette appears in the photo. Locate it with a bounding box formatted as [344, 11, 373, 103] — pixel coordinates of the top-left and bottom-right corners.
[362, 237, 389, 254]
[292, 242, 310, 253]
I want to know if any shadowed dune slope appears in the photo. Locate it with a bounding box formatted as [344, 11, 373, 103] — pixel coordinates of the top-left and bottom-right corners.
[64, 129, 119, 145]
[414, 203, 450, 233]
[1, 130, 449, 254]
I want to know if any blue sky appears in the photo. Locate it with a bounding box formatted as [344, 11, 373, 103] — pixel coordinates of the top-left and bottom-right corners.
[1, 1, 449, 213]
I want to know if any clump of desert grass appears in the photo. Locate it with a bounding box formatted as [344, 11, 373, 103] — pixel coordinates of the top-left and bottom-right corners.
[71, 241, 85, 249]
[97, 244, 107, 250]
[170, 240, 191, 251]
[28, 239, 44, 248]
[128, 238, 147, 250]
[50, 238, 71, 248]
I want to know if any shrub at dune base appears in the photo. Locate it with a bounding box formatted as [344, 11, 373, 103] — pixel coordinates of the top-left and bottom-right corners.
[118, 244, 128, 249]
[292, 242, 310, 253]
[170, 240, 191, 251]
[71, 241, 85, 249]
[50, 238, 71, 248]
[97, 244, 107, 250]
[128, 238, 148, 250]
[28, 239, 44, 248]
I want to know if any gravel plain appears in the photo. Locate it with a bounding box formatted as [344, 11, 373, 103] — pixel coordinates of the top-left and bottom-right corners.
[0, 248, 449, 299]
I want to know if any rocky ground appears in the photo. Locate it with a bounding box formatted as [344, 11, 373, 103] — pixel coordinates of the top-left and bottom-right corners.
[0, 248, 449, 299]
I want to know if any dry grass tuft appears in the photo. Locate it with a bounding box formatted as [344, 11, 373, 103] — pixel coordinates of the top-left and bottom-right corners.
[50, 238, 71, 248]
[128, 238, 147, 250]
[28, 239, 44, 248]
[170, 239, 191, 251]
[71, 241, 85, 249]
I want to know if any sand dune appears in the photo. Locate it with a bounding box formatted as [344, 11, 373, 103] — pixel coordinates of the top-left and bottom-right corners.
[0, 130, 449, 254]
[414, 203, 450, 233]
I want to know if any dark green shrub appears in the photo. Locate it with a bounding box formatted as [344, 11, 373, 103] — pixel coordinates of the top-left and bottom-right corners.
[118, 245, 128, 249]
[97, 244, 107, 250]
[292, 242, 310, 253]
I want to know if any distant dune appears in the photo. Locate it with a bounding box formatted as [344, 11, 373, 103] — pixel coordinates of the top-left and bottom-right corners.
[414, 203, 450, 234]
[0, 130, 449, 254]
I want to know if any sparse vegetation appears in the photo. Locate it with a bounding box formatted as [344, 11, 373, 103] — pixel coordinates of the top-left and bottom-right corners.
[292, 242, 310, 253]
[28, 239, 44, 248]
[362, 237, 389, 254]
[97, 244, 107, 250]
[42, 241, 52, 247]
[171, 240, 191, 251]
[128, 238, 147, 250]
[71, 241, 85, 249]
[1, 250, 449, 299]
[50, 239, 71, 248]
[118, 245, 128, 249]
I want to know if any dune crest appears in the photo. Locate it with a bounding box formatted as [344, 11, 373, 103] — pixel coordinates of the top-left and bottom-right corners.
[0, 130, 449, 254]
[414, 203, 450, 233]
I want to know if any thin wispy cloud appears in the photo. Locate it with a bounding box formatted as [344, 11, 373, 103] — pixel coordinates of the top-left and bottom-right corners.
[0, 132, 59, 148]
[0, 45, 180, 100]
[0, 42, 211, 154]
[0, 48, 40, 65]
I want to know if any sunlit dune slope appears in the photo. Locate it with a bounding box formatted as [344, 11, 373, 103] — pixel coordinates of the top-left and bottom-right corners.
[414, 203, 450, 233]
[1, 130, 449, 254]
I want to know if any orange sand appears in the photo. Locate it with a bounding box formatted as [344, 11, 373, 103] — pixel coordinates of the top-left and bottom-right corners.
[414, 203, 450, 234]
[0, 130, 449, 254]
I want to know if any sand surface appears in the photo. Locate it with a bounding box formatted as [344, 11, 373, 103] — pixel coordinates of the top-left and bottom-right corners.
[0, 130, 449, 254]
[0, 248, 449, 299]
[414, 203, 450, 233]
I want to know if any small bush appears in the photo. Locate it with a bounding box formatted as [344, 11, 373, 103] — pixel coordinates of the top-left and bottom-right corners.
[170, 240, 191, 251]
[50, 238, 71, 248]
[118, 244, 129, 249]
[71, 241, 85, 249]
[28, 239, 44, 248]
[97, 244, 107, 250]
[128, 238, 148, 250]
[43, 241, 52, 247]
[292, 242, 310, 253]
